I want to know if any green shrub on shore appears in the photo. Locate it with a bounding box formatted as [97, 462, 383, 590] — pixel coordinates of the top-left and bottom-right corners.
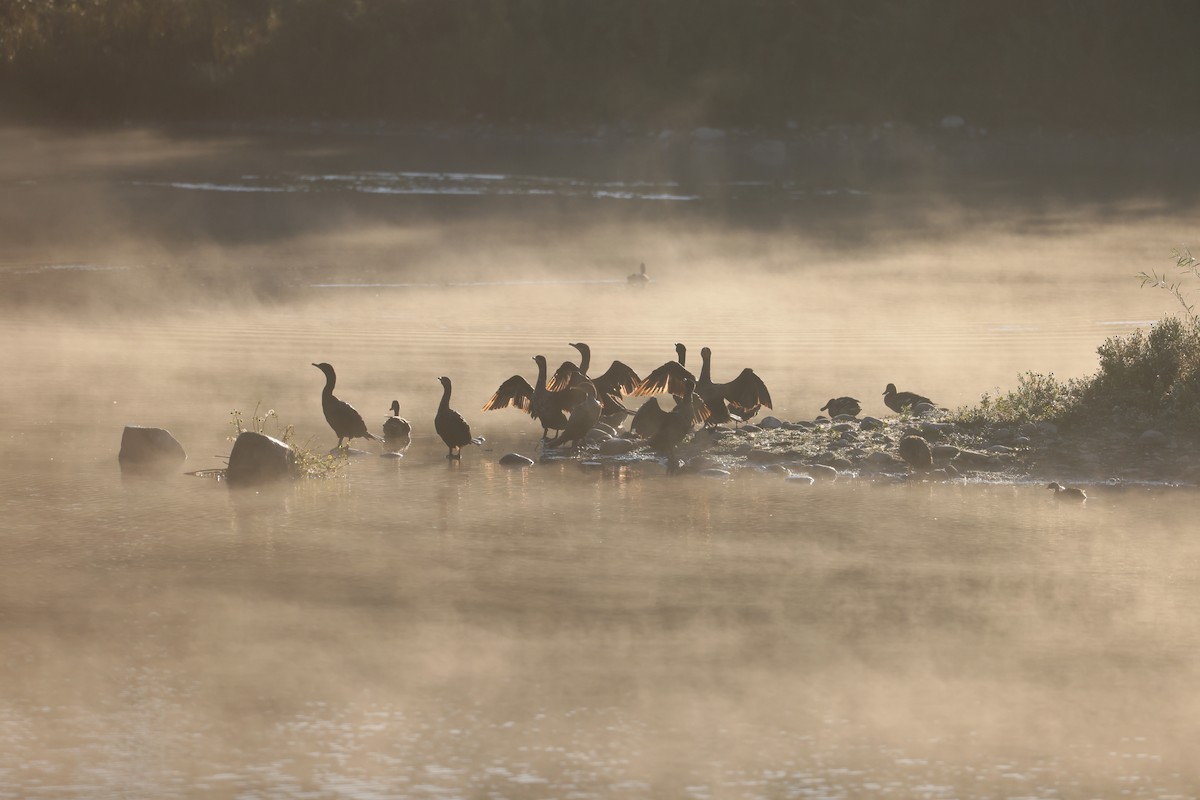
[958, 251, 1200, 433]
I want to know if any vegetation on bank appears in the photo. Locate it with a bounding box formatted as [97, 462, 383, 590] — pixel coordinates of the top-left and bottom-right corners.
[230, 404, 344, 479]
[2, 1, 1198, 129]
[954, 254, 1200, 434]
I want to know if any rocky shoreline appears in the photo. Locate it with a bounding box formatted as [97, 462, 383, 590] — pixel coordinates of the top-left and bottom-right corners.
[547, 410, 1198, 488]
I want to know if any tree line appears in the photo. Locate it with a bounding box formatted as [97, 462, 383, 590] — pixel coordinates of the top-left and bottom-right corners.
[2, 0, 1196, 130]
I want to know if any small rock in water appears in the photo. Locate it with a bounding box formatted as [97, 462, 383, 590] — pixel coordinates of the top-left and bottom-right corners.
[593, 422, 618, 437]
[828, 457, 853, 471]
[832, 422, 855, 433]
[931, 444, 960, 462]
[499, 453, 535, 467]
[832, 414, 858, 422]
[858, 416, 885, 431]
[1139, 430, 1168, 449]
[865, 451, 903, 466]
[764, 463, 791, 475]
[380, 451, 405, 459]
[1010, 436, 1032, 446]
[987, 444, 1015, 454]
[599, 438, 638, 456]
[807, 464, 839, 482]
[759, 416, 783, 430]
[699, 468, 731, 479]
[786, 474, 816, 485]
[227, 431, 295, 488]
[739, 424, 763, 433]
[118, 425, 186, 472]
[746, 449, 783, 465]
[585, 429, 611, 444]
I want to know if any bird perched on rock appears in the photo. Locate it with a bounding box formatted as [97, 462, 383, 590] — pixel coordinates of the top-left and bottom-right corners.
[436, 376, 484, 459]
[696, 346, 773, 426]
[383, 400, 412, 448]
[820, 397, 862, 418]
[898, 434, 933, 471]
[484, 355, 591, 439]
[883, 383, 934, 413]
[312, 362, 383, 448]
[1047, 482, 1087, 502]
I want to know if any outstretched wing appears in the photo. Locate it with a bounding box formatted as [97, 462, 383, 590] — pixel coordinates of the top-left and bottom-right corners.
[593, 360, 642, 397]
[546, 361, 581, 392]
[720, 368, 773, 419]
[632, 361, 694, 397]
[482, 375, 534, 413]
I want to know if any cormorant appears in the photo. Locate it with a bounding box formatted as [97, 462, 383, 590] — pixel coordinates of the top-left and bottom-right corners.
[435, 376, 484, 459]
[633, 343, 694, 399]
[1047, 482, 1087, 502]
[627, 262, 649, 286]
[696, 346, 773, 425]
[312, 362, 382, 448]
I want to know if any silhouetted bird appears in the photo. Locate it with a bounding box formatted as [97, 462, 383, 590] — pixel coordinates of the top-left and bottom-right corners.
[696, 346, 773, 425]
[383, 399, 412, 447]
[548, 342, 639, 427]
[634, 343, 694, 399]
[820, 397, 862, 418]
[435, 376, 484, 459]
[627, 262, 649, 286]
[898, 435, 933, 470]
[312, 362, 382, 448]
[1047, 482, 1087, 502]
[546, 382, 602, 449]
[648, 378, 707, 456]
[883, 383, 934, 413]
[484, 354, 590, 439]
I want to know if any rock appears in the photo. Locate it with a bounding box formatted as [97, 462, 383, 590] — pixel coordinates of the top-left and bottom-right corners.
[832, 422, 855, 433]
[953, 449, 999, 469]
[1036, 421, 1059, 437]
[746, 449, 783, 465]
[807, 464, 839, 481]
[380, 451, 405, 459]
[790, 420, 817, 429]
[599, 438, 639, 456]
[118, 425, 186, 472]
[593, 422, 618, 437]
[700, 468, 732, 479]
[988, 445, 1015, 454]
[764, 463, 791, 475]
[1018, 422, 1039, 438]
[943, 463, 960, 478]
[931, 444, 961, 462]
[913, 402, 938, 416]
[1139, 430, 1168, 449]
[1011, 436, 1032, 446]
[782, 423, 808, 431]
[865, 451, 903, 466]
[829, 456, 853, 471]
[585, 428, 612, 444]
[226, 432, 295, 488]
[859, 416, 885, 431]
[759, 416, 783, 430]
[499, 453, 535, 467]
[740, 424, 763, 433]
[899, 435, 933, 469]
[786, 474, 816, 485]
[832, 414, 859, 422]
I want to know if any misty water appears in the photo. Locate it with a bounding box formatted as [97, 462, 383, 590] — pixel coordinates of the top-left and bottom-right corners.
[2, 125, 1199, 798]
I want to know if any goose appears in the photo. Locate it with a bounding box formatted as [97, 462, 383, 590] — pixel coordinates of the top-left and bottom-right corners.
[820, 397, 862, 418]
[1047, 482, 1087, 502]
[312, 362, 382, 448]
[435, 376, 484, 459]
[696, 346, 773, 426]
[383, 400, 412, 447]
[883, 383, 934, 413]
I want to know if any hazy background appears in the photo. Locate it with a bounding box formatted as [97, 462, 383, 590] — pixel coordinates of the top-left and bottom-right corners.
[3, 3, 1200, 798]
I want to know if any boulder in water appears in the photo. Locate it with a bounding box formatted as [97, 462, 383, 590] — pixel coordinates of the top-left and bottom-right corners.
[118, 426, 186, 473]
[499, 453, 535, 467]
[227, 431, 296, 488]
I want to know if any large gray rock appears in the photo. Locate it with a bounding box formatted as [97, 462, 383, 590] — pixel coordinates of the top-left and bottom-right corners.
[227, 431, 296, 488]
[118, 426, 186, 472]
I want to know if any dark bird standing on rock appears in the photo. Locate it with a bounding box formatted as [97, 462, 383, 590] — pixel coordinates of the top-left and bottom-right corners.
[696, 346, 773, 426]
[548, 342, 640, 427]
[1047, 482, 1087, 502]
[820, 397, 862, 418]
[883, 383, 934, 413]
[484, 355, 590, 439]
[383, 400, 412, 447]
[898, 434, 933, 471]
[312, 362, 383, 448]
[436, 376, 484, 459]
[634, 343, 694, 400]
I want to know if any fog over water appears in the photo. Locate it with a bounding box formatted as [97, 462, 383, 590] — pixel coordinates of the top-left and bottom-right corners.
[1, 124, 1199, 797]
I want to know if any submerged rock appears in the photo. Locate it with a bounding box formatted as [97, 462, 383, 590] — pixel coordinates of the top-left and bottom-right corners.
[786, 474, 816, 485]
[599, 438, 638, 456]
[118, 426, 186, 472]
[807, 464, 839, 482]
[1139, 430, 1168, 449]
[227, 431, 296, 488]
[499, 453, 535, 467]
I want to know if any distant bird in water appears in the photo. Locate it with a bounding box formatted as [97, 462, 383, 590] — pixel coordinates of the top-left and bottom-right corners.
[883, 383, 934, 413]
[383, 400, 412, 448]
[898, 434, 933, 471]
[1047, 482, 1087, 502]
[696, 346, 773, 426]
[436, 376, 484, 459]
[627, 262, 649, 287]
[820, 396, 862, 418]
[312, 362, 383, 448]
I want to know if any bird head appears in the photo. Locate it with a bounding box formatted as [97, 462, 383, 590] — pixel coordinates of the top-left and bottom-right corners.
[883, 383, 897, 395]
